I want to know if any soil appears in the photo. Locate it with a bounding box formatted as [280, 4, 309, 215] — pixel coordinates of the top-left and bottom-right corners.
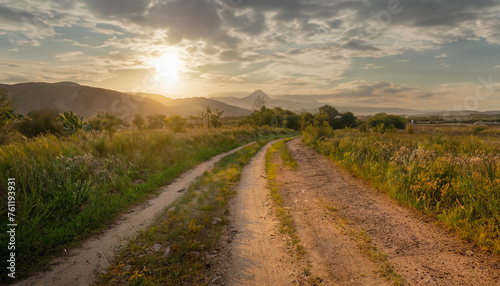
[212, 141, 302, 286]
[215, 138, 500, 285]
[14, 142, 255, 286]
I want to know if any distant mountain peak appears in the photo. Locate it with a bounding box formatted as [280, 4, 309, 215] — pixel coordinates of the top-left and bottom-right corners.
[245, 89, 271, 100]
[244, 90, 272, 110]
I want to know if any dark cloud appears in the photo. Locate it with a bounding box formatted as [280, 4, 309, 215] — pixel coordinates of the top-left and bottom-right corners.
[0, 63, 20, 68]
[384, 87, 416, 93]
[342, 39, 380, 51]
[418, 93, 435, 98]
[0, 4, 34, 25]
[219, 50, 243, 61]
[328, 19, 343, 29]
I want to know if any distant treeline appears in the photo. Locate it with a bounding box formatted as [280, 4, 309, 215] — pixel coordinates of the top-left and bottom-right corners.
[1, 88, 409, 144]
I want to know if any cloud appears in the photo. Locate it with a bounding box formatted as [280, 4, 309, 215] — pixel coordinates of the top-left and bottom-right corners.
[435, 53, 448, 58]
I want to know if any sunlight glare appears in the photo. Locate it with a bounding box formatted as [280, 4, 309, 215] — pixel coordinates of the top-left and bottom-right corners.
[153, 53, 181, 84]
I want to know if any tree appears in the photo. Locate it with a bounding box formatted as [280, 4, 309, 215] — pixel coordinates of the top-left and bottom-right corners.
[85, 111, 124, 135]
[165, 115, 187, 133]
[146, 114, 166, 129]
[340, 111, 357, 128]
[300, 112, 315, 130]
[201, 106, 224, 128]
[0, 90, 16, 129]
[14, 108, 64, 138]
[132, 113, 145, 130]
[319, 105, 341, 128]
[58, 111, 83, 135]
[367, 113, 406, 129]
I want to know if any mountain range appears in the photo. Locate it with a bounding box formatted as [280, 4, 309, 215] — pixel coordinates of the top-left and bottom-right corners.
[0, 82, 251, 121]
[1, 82, 499, 120]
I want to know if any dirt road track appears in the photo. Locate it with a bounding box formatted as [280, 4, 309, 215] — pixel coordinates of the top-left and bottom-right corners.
[279, 138, 500, 285]
[15, 143, 255, 286]
[221, 141, 297, 286]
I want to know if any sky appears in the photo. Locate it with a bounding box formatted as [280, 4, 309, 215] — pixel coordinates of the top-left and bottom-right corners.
[1, 0, 500, 111]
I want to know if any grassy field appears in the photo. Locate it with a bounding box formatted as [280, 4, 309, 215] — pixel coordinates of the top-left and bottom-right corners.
[95, 140, 271, 285]
[303, 124, 500, 254]
[0, 126, 295, 280]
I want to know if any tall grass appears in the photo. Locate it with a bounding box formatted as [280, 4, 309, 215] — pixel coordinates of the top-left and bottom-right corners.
[303, 128, 500, 253]
[0, 127, 290, 280]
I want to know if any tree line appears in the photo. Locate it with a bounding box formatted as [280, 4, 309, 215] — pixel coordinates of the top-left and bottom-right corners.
[1, 88, 407, 143]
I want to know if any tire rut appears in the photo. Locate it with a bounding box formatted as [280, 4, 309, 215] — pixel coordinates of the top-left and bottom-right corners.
[219, 141, 298, 286]
[282, 138, 500, 285]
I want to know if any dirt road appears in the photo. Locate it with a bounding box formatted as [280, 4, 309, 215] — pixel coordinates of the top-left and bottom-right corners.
[218, 141, 299, 285]
[15, 143, 255, 286]
[218, 138, 500, 285]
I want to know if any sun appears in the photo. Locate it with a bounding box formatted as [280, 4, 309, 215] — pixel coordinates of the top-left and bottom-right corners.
[153, 53, 181, 84]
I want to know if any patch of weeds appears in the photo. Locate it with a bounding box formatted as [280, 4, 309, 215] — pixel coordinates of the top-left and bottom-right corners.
[266, 140, 305, 259]
[280, 138, 299, 170]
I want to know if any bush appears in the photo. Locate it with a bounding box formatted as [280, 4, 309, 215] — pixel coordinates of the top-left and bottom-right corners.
[368, 113, 406, 129]
[147, 114, 166, 129]
[303, 122, 334, 144]
[13, 108, 64, 138]
[165, 115, 187, 133]
[85, 111, 124, 135]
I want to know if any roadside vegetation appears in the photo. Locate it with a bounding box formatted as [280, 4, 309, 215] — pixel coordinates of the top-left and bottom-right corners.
[303, 126, 500, 254]
[0, 125, 295, 280]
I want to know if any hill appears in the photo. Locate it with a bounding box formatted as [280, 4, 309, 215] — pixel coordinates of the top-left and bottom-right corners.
[130, 92, 252, 117]
[0, 82, 252, 121]
[0, 82, 172, 121]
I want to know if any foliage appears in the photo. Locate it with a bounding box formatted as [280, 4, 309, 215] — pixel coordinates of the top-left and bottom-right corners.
[241, 106, 301, 130]
[340, 111, 357, 128]
[85, 111, 124, 135]
[311, 105, 357, 130]
[147, 114, 166, 129]
[132, 113, 146, 130]
[472, 126, 487, 135]
[58, 111, 83, 135]
[200, 105, 223, 128]
[302, 122, 334, 142]
[300, 112, 315, 130]
[13, 108, 64, 138]
[0, 89, 16, 129]
[164, 115, 186, 133]
[303, 127, 500, 254]
[367, 113, 406, 130]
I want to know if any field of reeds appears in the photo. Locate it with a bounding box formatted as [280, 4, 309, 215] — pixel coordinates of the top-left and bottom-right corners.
[303, 125, 500, 254]
[0, 126, 293, 280]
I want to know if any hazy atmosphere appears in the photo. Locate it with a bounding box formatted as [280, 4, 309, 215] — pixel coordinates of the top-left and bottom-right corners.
[1, 0, 500, 110]
[3, 1, 500, 285]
